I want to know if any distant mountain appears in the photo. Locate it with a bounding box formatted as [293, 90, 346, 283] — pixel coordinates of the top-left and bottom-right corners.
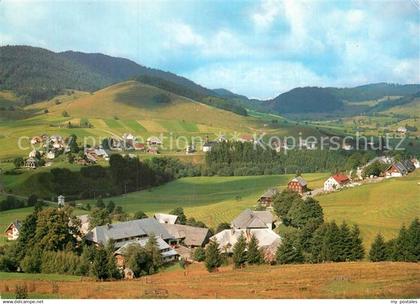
[0, 45, 217, 105]
[328, 83, 420, 102]
[368, 91, 420, 113]
[267, 87, 344, 114]
[213, 88, 249, 101]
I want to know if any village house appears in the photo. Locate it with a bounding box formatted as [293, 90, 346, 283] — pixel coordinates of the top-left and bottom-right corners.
[323, 173, 351, 192]
[24, 157, 38, 169]
[162, 224, 211, 248]
[210, 228, 281, 262]
[186, 145, 196, 154]
[134, 143, 146, 151]
[77, 214, 90, 235]
[202, 141, 216, 152]
[385, 160, 415, 178]
[154, 213, 179, 225]
[147, 136, 162, 146]
[4, 220, 21, 240]
[411, 158, 420, 169]
[397, 126, 407, 134]
[257, 188, 279, 208]
[85, 218, 174, 248]
[58, 195, 65, 207]
[287, 176, 308, 194]
[217, 135, 228, 143]
[238, 134, 254, 143]
[231, 209, 274, 230]
[147, 146, 159, 155]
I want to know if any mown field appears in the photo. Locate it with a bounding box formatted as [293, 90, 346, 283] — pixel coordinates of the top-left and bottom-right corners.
[0, 262, 418, 299]
[317, 170, 420, 247]
[80, 173, 328, 228]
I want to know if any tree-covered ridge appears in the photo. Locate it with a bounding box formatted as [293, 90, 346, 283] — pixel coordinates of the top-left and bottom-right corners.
[268, 87, 344, 114]
[0, 46, 112, 103]
[329, 83, 420, 102]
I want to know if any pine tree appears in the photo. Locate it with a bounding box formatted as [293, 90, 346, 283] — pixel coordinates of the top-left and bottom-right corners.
[145, 234, 163, 274]
[232, 233, 247, 268]
[393, 225, 416, 262]
[246, 234, 262, 264]
[276, 236, 304, 264]
[369, 234, 387, 262]
[350, 225, 365, 261]
[338, 222, 353, 261]
[407, 218, 420, 262]
[193, 247, 206, 262]
[205, 240, 222, 272]
[105, 240, 121, 279]
[92, 246, 109, 280]
[324, 222, 341, 262]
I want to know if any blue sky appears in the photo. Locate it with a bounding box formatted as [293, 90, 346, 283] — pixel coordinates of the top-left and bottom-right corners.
[0, 0, 419, 99]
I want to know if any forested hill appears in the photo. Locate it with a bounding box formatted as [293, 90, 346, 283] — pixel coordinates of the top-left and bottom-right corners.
[328, 83, 420, 102]
[0, 45, 217, 104]
[267, 87, 344, 114]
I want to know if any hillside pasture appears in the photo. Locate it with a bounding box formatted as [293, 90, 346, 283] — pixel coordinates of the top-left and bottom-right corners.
[0, 262, 418, 299]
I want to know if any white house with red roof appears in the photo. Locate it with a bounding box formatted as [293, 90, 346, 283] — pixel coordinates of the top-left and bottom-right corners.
[323, 173, 351, 192]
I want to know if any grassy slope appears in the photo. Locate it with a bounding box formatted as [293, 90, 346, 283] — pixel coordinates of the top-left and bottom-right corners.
[0, 262, 418, 299]
[79, 173, 327, 227]
[0, 81, 328, 160]
[317, 170, 420, 247]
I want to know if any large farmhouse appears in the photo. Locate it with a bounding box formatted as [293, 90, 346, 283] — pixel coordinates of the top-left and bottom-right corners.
[287, 176, 308, 194]
[85, 218, 173, 248]
[154, 213, 179, 225]
[323, 173, 350, 192]
[162, 223, 211, 248]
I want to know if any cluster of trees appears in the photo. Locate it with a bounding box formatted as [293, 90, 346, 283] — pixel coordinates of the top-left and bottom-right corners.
[272, 190, 364, 264]
[122, 235, 163, 277]
[369, 218, 419, 262]
[362, 160, 389, 178]
[205, 142, 375, 175]
[0, 195, 40, 211]
[88, 199, 128, 228]
[0, 205, 166, 280]
[22, 154, 197, 200]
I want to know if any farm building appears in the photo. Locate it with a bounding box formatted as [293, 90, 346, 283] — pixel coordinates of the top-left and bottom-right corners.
[134, 143, 146, 151]
[231, 209, 274, 230]
[257, 188, 279, 207]
[162, 224, 211, 248]
[385, 160, 415, 177]
[147, 136, 162, 145]
[114, 236, 178, 267]
[210, 228, 281, 262]
[77, 214, 90, 235]
[4, 220, 21, 240]
[154, 213, 179, 225]
[238, 134, 254, 143]
[287, 176, 308, 194]
[24, 157, 38, 169]
[411, 158, 420, 169]
[202, 141, 216, 152]
[323, 173, 351, 192]
[85, 218, 173, 248]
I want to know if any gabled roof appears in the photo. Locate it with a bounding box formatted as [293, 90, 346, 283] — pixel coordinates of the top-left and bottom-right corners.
[162, 224, 210, 247]
[114, 236, 178, 258]
[331, 173, 350, 184]
[260, 188, 278, 198]
[154, 213, 178, 225]
[289, 176, 307, 186]
[210, 228, 281, 253]
[231, 209, 273, 229]
[4, 220, 21, 232]
[85, 218, 173, 246]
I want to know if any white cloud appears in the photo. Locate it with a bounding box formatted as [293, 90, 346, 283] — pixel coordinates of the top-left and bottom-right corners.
[251, 0, 282, 30]
[186, 61, 328, 99]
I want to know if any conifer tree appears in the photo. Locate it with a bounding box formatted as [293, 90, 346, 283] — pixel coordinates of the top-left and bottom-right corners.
[393, 225, 416, 262]
[276, 235, 304, 264]
[339, 222, 353, 261]
[145, 234, 162, 273]
[369, 234, 387, 262]
[350, 225, 365, 261]
[92, 246, 109, 280]
[407, 218, 420, 262]
[205, 240, 222, 272]
[246, 234, 262, 264]
[105, 240, 121, 279]
[232, 233, 247, 268]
